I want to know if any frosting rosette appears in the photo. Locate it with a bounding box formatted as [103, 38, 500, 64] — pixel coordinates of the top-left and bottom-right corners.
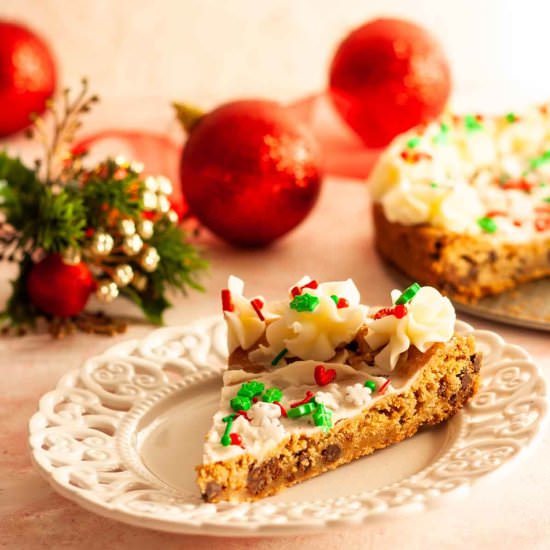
[251, 277, 368, 363]
[224, 276, 268, 353]
[381, 181, 485, 233]
[365, 285, 455, 372]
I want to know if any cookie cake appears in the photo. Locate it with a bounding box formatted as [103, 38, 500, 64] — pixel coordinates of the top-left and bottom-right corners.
[196, 276, 481, 502]
[369, 108, 550, 301]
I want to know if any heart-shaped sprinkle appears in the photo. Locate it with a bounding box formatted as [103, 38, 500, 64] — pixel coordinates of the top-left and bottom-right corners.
[314, 365, 336, 386]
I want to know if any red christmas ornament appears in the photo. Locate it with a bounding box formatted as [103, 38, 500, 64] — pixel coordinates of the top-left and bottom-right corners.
[328, 18, 451, 148]
[27, 254, 95, 317]
[176, 100, 322, 247]
[0, 20, 57, 137]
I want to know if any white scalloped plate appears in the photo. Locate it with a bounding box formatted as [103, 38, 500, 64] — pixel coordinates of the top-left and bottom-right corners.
[28, 317, 547, 536]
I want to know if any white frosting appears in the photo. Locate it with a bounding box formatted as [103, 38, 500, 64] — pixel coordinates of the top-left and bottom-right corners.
[224, 276, 267, 353]
[370, 108, 550, 242]
[248, 278, 368, 364]
[202, 361, 395, 464]
[365, 286, 455, 372]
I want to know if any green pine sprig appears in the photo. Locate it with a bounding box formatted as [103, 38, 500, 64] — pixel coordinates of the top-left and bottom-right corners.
[0, 81, 207, 334]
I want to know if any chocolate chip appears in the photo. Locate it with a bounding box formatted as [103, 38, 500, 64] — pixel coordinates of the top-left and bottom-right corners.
[294, 450, 312, 473]
[470, 353, 482, 373]
[247, 464, 268, 495]
[203, 481, 222, 501]
[438, 379, 448, 398]
[460, 372, 472, 393]
[247, 458, 281, 496]
[322, 444, 342, 463]
[488, 250, 498, 263]
[346, 339, 359, 352]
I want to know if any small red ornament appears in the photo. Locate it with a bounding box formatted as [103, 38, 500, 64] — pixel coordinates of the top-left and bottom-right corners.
[0, 21, 57, 137]
[328, 18, 451, 148]
[176, 100, 322, 247]
[27, 254, 95, 317]
[314, 365, 337, 386]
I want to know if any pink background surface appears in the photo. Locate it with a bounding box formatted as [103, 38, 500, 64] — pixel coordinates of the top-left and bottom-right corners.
[1, 178, 550, 549]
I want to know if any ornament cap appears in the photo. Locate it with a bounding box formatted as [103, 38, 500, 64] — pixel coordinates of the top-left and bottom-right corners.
[173, 102, 204, 134]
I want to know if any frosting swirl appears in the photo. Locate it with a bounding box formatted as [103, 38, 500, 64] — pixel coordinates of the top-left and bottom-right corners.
[224, 276, 267, 353]
[365, 286, 455, 372]
[251, 278, 368, 363]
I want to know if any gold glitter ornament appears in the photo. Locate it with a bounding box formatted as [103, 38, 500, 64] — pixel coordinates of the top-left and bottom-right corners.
[137, 219, 154, 239]
[62, 246, 81, 265]
[131, 271, 148, 291]
[143, 190, 158, 210]
[113, 264, 134, 287]
[167, 209, 179, 224]
[156, 175, 173, 196]
[96, 280, 119, 303]
[140, 246, 160, 272]
[157, 194, 171, 213]
[119, 218, 136, 237]
[122, 234, 143, 256]
[91, 231, 114, 255]
[130, 161, 144, 173]
[144, 176, 159, 193]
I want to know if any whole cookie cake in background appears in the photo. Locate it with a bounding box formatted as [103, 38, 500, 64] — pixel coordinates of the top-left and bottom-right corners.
[369, 108, 550, 302]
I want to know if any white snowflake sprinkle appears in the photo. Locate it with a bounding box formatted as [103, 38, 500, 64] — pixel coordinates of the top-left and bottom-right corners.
[344, 383, 373, 407]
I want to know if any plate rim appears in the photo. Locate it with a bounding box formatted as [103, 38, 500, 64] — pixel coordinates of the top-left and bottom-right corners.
[28, 316, 548, 536]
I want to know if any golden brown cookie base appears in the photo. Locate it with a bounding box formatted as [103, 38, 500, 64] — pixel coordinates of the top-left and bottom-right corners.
[372, 204, 550, 302]
[197, 335, 480, 503]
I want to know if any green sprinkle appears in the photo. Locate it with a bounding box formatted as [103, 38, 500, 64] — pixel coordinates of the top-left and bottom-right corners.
[312, 403, 333, 431]
[238, 381, 265, 398]
[433, 122, 450, 145]
[406, 137, 421, 149]
[465, 114, 483, 131]
[395, 282, 421, 305]
[287, 402, 317, 418]
[364, 380, 377, 392]
[271, 348, 288, 366]
[430, 182, 438, 188]
[477, 216, 498, 234]
[221, 414, 236, 446]
[230, 395, 251, 411]
[540, 182, 548, 188]
[506, 112, 517, 123]
[330, 294, 339, 305]
[262, 387, 283, 403]
[290, 293, 320, 312]
[544, 197, 550, 202]
[529, 150, 550, 170]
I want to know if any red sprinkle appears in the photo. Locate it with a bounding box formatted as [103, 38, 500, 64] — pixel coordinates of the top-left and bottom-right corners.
[252, 397, 259, 404]
[229, 433, 245, 448]
[372, 304, 408, 320]
[273, 401, 288, 417]
[221, 289, 234, 312]
[291, 280, 319, 297]
[501, 179, 532, 192]
[378, 379, 391, 395]
[314, 365, 337, 386]
[336, 297, 349, 309]
[302, 280, 319, 290]
[535, 218, 550, 232]
[486, 210, 507, 218]
[513, 220, 523, 227]
[235, 410, 251, 422]
[250, 298, 265, 321]
[290, 390, 315, 408]
[85, 227, 95, 238]
[400, 150, 432, 163]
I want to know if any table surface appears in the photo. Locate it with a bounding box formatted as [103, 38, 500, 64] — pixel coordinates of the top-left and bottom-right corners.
[1, 177, 549, 550]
